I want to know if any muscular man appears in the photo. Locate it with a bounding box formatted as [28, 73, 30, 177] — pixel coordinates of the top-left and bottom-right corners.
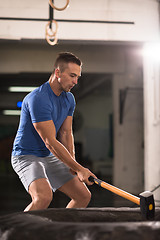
[11, 52, 96, 211]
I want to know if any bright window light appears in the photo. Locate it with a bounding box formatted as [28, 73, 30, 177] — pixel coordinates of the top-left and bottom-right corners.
[8, 86, 37, 92]
[3, 110, 21, 115]
[143, 42, 160, 61]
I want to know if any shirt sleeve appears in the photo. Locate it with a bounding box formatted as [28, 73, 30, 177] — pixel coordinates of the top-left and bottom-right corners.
[28, 94, 52, 123]
[67, 93, 76, 116]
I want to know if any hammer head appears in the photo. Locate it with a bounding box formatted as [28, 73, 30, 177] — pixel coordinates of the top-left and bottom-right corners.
[139, 191, 155, 220]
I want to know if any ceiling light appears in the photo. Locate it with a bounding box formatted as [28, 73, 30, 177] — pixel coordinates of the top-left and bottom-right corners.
[3, 110, 21, 115]
[8, 86, 37, 92]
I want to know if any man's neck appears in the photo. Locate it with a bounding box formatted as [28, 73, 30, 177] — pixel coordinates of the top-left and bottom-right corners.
[49, 75, 62, 96]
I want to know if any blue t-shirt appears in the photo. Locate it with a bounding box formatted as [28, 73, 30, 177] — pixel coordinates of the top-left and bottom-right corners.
[12, 81, 75, 157]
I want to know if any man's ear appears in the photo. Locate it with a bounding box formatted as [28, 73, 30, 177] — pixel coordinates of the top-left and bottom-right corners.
[55, 68, 60, 79]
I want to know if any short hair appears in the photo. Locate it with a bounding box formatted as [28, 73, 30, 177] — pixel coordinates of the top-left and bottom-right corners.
[53, 52, 82, 73]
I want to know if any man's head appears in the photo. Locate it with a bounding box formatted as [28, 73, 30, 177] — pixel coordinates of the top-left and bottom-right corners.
[53, 52, 82, 73]
[53, 52, 82, 93]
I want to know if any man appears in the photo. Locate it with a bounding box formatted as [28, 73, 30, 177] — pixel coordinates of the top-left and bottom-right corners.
[11, 52, 96, 211]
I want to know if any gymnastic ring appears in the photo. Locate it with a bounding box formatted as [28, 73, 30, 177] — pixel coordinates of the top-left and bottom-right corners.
[46, 33, 58, 46]
[45, 20, 58, 37]
[49, 0, 69, 11]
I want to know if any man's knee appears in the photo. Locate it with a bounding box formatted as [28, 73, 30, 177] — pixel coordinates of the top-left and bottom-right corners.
[34, 191, 53, 208]
[29, 179, 53, 209]
[82, 189, 92, 205]
[75, 189, 91, 207]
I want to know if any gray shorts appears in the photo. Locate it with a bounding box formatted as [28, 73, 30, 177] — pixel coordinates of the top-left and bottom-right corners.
[11, 154, 75, 192]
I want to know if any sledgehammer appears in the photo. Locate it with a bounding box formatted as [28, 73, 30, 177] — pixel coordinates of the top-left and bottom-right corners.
[89, 176, 155, 220]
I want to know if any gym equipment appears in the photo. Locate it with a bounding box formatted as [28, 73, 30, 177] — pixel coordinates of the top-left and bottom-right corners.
[89, 176, 155, 220]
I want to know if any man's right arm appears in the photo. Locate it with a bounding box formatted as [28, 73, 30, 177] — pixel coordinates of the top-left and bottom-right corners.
[33, 120, 95, 185]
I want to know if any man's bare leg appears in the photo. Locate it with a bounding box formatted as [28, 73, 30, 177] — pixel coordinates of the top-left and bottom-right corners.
[58, 176, 91, 208]
[24, 178, 53, 211]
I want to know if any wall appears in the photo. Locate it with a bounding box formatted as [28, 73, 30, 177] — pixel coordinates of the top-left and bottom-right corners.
[0, 0, 159, 42]
[143, 45, 160, 203]
[0, 42, 125, 73]
[113, 45, 144, 198]
[74, 89, 112, 162]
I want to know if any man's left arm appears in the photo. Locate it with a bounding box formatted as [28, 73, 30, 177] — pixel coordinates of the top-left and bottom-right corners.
[57, 116, 75, 159]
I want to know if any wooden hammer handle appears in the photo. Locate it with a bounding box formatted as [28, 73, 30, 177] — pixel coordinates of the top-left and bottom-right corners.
[89, 176, 140, 206]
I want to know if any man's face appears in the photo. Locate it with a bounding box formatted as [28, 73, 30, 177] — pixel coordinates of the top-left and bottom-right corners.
[57, 62, 81, 92]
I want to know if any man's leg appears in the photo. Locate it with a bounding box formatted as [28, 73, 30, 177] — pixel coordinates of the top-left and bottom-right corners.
[58, 176, 91, 208]
[24, 178, 53, 211]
